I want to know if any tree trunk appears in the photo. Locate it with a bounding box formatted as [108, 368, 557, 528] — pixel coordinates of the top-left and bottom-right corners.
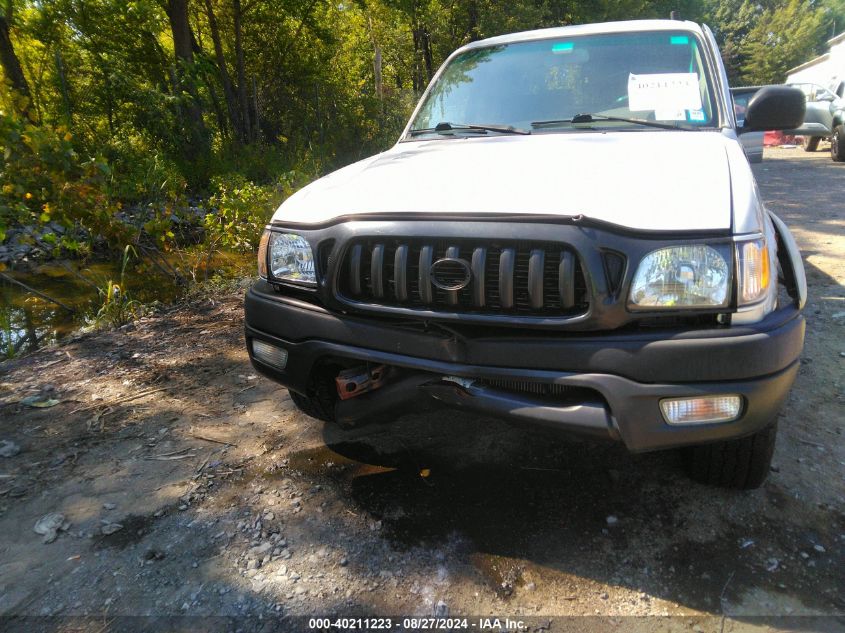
[374, 43, 383, 99]
[410, 0, 433, 93]
[142, 29, 173, 93]
[421, 29, 433, 83]
[412, 24, 434, 91]
[251, 75, 260, 142]
[203, 0, 243, 142]
[206, 77, 228, 140]
[0, 8, 33, 120]
[467, 0, 479, 42]
[169, 63, 184, 127]
[54, 47, 72, 125]
[168, 0, 194, 78]
[103, 67, 114, 137]
[233, 0, 251, 143]
[411, 26, 422, 92]
[366, 15, 383, 101]
[167, 0, 209, 155]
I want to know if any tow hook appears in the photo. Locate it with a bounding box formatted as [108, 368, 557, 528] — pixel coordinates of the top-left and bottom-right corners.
[441, 375, 476, 389]
[335, 365, 388, 400]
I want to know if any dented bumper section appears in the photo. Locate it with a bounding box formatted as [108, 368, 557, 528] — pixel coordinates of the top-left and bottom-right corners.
[244, 282, 804, 452]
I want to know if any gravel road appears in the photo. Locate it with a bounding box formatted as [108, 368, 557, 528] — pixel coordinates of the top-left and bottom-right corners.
[0, 146, 842, 632]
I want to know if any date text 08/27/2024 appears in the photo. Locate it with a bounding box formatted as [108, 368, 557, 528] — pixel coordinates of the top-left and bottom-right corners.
[308, 617, 528, 630]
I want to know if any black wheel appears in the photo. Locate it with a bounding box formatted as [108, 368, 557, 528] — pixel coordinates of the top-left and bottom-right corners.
[683, 422, 777, 489]
[802, 136, 820, 152]
[289, 390, 335, 422]
[832, 125, 845, 162]
[289, 367, 338, 423]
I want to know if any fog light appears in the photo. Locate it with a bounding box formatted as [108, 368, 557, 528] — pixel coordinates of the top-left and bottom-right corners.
[660, 395, 742, 425]
[251, 339, 288, 370]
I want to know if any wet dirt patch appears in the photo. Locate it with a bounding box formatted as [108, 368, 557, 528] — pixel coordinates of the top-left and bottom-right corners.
[93, 512, 163, 549]
[286, 444, 400, 480]
[469, 553, 525, 599]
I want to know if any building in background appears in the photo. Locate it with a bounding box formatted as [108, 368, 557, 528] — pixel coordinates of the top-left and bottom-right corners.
[787, 31, 845, 96]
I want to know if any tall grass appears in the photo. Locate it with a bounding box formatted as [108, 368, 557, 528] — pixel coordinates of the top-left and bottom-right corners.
[95, 245, 141, 328]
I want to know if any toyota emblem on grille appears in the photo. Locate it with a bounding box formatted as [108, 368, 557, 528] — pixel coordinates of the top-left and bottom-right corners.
[430, 257, 472, 291]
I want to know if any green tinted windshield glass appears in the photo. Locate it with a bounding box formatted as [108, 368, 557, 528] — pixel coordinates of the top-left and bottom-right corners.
[410, 31, 717, 133]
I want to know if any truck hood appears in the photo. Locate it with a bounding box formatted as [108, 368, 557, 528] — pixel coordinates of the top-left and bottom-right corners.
[274, 131, 735, 232]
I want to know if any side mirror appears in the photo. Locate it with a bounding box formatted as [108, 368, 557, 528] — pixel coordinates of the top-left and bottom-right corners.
[739, 86, 805, 134]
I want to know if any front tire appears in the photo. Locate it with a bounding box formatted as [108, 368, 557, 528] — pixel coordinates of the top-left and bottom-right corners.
[289, 365, 340, 423]
[832, 125, 845, 162]
[290, 389, 336, 423]
[683, 422, 777, 489]
[802, 136, 820, 152]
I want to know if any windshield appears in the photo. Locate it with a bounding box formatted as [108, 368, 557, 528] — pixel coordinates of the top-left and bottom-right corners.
[408, 30, 719, 136]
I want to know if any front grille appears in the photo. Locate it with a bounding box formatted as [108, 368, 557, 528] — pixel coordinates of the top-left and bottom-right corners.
[477, 378, 579, 397]
[337, 238, 589, 316]
[476, 379, 603, 404]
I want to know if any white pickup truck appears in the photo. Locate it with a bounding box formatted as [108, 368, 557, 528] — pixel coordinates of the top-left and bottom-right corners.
[245, 19, 808, 489]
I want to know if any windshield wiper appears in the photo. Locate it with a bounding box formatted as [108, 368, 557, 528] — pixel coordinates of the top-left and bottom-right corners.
[532, 113, 699, 131]
[408, 121, 531, 136]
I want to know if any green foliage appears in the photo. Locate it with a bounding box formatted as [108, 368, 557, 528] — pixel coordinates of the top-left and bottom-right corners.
[204, 174, 285, 252]
[0, 111, 130, 251]
[819, 0, 845, 39]
[704, 0, 768, 84]
[103, 140, 187, 204]
[203, 162, 316, 254]
[741, 0, 826, 84]
[705, 0, 833, 85]
[0, 0, 838, 267]
[208, 143, 300, 186]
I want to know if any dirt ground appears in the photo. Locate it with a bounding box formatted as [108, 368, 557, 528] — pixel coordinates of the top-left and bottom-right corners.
[0, 146, 843, 633]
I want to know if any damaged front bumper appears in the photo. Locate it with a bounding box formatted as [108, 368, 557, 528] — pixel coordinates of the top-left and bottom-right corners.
[244, 281, 804, 452]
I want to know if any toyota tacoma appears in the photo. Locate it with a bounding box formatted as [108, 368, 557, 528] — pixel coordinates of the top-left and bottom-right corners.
[245, 19, 808, 489]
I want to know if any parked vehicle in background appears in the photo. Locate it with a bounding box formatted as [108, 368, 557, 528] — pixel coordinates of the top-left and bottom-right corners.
[786, 82, 838, 152]
[731, 87, 764, 163]
[829, 81, 845, 161]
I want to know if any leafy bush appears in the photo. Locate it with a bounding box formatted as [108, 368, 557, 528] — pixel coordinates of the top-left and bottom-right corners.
[103, 139, 187, 204]
[0, 112, 132, 252]
[207, 143, 294, 186]
[204, 174, 284, 253]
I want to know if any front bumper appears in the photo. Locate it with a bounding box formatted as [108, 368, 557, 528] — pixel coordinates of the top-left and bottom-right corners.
[787, 122, 831, 137]
[244, 282, 804, 452]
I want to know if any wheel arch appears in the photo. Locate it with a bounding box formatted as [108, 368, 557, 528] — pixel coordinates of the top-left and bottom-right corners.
[768, 210, 807, 310]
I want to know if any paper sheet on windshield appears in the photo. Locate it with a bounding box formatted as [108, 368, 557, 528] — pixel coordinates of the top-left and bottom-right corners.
[628, 73, 702, 113]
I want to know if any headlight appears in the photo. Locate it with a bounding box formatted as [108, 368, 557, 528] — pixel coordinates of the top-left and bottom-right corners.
[265, 232, 316, 285]
[257, 230, 270, 278]
[629, 245, 730, 309]
[736, 238, 770, 305]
